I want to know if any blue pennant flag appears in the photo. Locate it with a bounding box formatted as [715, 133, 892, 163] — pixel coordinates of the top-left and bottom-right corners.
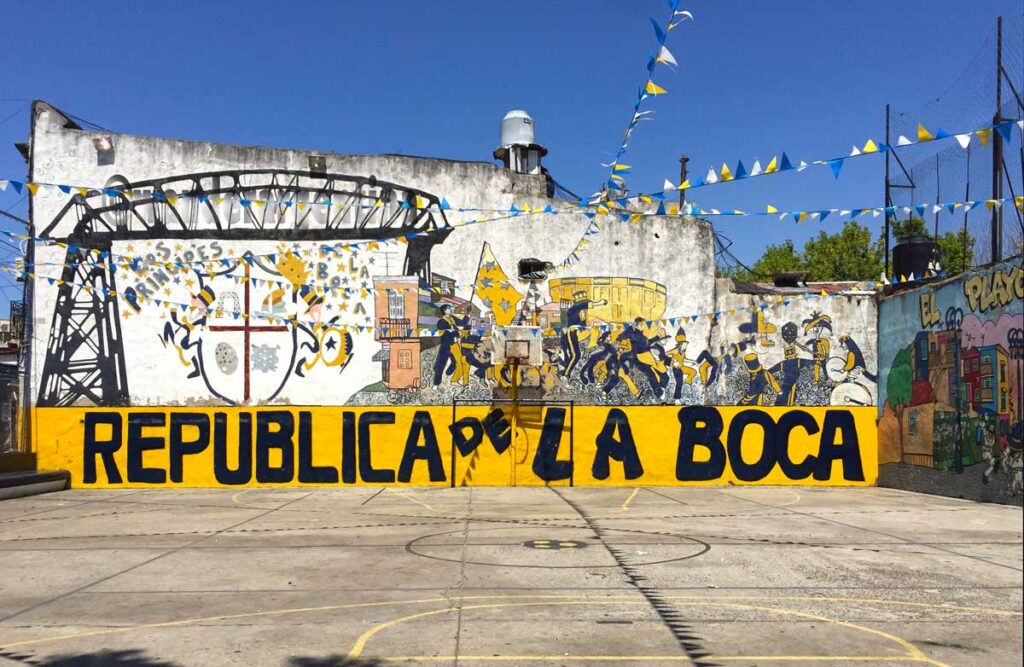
[584, 212, 596, 219]
[819, 210, 830, 222]
[935, 128, 951, 139]
[103, 188, 120, 198]
[828, 158, 843, 179]
[690, 176, 705, 188]
[620, 212, 631, 222]
[779, 153, 794, 171]
[399, 200, 410, 209]
[656, 201, 667, 215]
[58, 185, 71, 194]
[915, 204, 927, 217]
[240, 198, 251, 208]
[440, 198, 451, 210]
[9, 180, 23, 194]
[734, 161, 748, 179]
[995, 121, 1014, 143]
[543, 204, 555, 214]
[650, 17, 667, 44]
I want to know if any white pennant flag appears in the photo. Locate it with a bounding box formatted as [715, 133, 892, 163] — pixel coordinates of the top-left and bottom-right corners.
[750, 159, 763, 176]
[705, 167, 719, 184]
[897, 135, 912, 146]
[663, 178, 676, 192]
[954, 134, 971, 149]
[0, 180, 7, 192]
[850, 145, 861, 157]
[656, 45, 678, 68]
[797, 160, 809, 171]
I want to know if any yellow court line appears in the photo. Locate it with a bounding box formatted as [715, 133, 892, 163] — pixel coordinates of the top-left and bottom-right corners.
[388, 657, 936, 663]
[344, 599, 949, 666]
[387, 488, 438, 513]
[1, 593, 1015, 653]
[616, 487, 640, 512]
[230, 488, 256, 507]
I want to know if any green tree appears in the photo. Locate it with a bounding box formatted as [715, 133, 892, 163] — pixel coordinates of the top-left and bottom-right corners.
[716, 240, 804, 282]
[936, 229, 974, 276]
[802, 221, 884, 281]
[886, 346, 914, 460]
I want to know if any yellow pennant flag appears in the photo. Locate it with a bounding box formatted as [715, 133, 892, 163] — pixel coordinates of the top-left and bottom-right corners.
[645, 81, 667, 95]
[862, 139, 879, 153]
[975, 128, 992, 147]
[764, 157, 778, 173]
[917, 124, 934, 142]
[719, 163, 733, 181]
[26, 183, 40, 196]
[766, 205, 778, 214]
[473, 242, 523, 326]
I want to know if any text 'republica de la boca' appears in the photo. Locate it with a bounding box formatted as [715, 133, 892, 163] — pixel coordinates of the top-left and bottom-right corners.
[37, 405, 878, 487]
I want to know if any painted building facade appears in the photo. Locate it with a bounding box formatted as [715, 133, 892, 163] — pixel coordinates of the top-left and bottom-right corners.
[22, 101, 878, 487]
[877, 260, 1024, 503]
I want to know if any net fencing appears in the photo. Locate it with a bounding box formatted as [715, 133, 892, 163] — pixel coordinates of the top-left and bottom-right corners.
[887, 14, 1024, 266]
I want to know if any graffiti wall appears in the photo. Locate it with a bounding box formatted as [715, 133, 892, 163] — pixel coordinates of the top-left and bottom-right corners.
[876, 261, 1023, 503]
[25, 101, 879, 487]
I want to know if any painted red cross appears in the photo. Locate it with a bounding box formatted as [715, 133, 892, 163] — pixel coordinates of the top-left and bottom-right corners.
[209, 260, 289, 402]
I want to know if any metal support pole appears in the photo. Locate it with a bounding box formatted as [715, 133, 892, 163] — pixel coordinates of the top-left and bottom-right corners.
[991, 16, 1004, 263]
[884, 104, 891, 276]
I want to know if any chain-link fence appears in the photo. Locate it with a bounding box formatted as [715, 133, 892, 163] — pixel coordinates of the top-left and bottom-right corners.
[887, 14, 1024, 267]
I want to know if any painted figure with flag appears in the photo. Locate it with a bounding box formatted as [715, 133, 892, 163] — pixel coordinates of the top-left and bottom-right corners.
[802, 312, 833, 385]
[472, 242, 523, 327]
[665, 326, 720, 404]
[161, 283, 215, 378]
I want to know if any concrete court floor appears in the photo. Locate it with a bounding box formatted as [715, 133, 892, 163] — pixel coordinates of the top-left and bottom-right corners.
[0, 486, 1020, 667]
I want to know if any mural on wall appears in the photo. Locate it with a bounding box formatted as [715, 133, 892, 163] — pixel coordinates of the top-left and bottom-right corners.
[33, 169, 876, 413]
[877, 262, 1023, 498]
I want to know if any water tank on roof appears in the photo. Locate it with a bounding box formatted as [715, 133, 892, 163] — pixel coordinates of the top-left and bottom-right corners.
[500, 110, 535, 147]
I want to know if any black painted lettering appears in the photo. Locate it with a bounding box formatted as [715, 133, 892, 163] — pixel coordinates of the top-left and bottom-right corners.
[676, 407, 726, 481]
[341, 412, 357, 483]
[532, 407, 572, 482]
[726, 410, 777, 482]
[592, 408, 644, 480]
[256, 411, 295, 484]
[127, 413, 166, 484]
[359, 412, 396, 483]
[450, 417, 484, 456]
[169, 413, 210, 483]
[776, 411, 819, 480]
[398, 411, 446, 483]
[482, 408, 512, 454]
[298, 411, 338, 483]
[83, 413, 123, 484]
[815, 410, 865, 481]
[214, 412, 251, 485]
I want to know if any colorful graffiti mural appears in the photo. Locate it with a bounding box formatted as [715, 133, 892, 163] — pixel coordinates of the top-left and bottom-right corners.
[877, 261, 1023, 500]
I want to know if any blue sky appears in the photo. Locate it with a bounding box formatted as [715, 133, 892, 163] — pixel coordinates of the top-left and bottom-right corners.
[1, 0, 1021, 313]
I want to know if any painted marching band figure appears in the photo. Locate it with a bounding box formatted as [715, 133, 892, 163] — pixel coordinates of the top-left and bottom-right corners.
[665, 327, 721, 404]
[739, 351, 782, 406]
[294, 285, 353, 378]
[617, 318, 669, 399]
[802, 312, 832, 385]
[559, 291, 607, 378]
[432, 302, 472, 388]
[161, 284, 215, 379]
[838, 335, 876, 383]
[773, 321, 804, 406]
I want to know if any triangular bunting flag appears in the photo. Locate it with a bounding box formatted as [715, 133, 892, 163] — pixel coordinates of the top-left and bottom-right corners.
[917, 124, 934, 142]
[828, 158, 843, 178]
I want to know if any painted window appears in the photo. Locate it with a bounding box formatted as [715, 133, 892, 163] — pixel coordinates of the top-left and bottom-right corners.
[388, 292, 405, 319]
[999, 361, 1006, 382]
[1000, 390, 1007, 411]
[398, 349, 412, 369]
[982, 377, 992, 388]
[908, 411, 918, 435]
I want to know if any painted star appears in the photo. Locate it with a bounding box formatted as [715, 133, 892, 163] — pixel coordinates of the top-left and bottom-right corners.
[174, 244, 183, 252]
[163, 288, 172, 296]
[184, 278, 195, 289]
[172, 276, 181, 285]
[325, 337, 337, 351]
[367, 257, 375, 265]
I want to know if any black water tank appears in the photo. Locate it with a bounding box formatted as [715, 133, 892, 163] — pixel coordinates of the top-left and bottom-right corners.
[893, 234, 940, 280]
